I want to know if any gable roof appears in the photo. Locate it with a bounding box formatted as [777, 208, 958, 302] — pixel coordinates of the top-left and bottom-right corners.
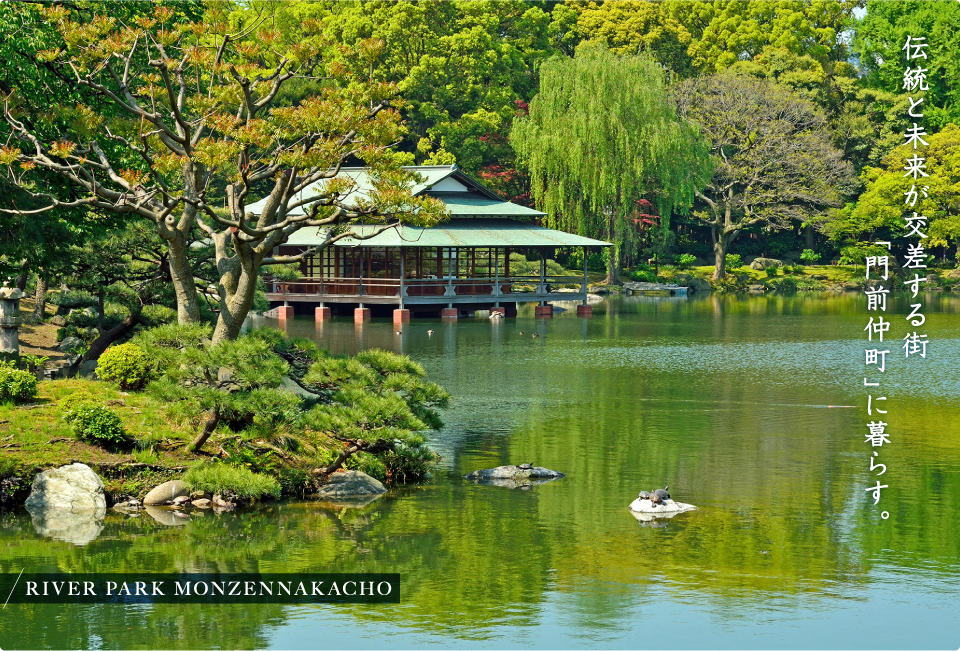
[246, 165, 544, 218]
[286, 219, 610, 248]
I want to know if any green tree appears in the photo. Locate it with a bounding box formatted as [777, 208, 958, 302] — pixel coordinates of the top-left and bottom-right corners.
[319, 0, 555, 174]
[511, 43, 711, 283]
[138, 324, 299, 453]
[724, 46, 908, 175]
[64, 223, 173, 362]
[831, 123, 960, 259]
[566, 0, 696, 76]
[567, 1, 861, 78]
[1, 2, 446, 342]
[676, 0, 860, 74]
[673, 74, 856, 278]
[853, 0, 960, 129]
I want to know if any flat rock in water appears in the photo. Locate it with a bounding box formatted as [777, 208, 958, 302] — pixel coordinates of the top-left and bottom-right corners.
[25, 463, 106, 513]
[463, 465, 565, 488]
[628, 497, 697, 517]
[314, 471, 386, 500]
[142, 480, 191, 506]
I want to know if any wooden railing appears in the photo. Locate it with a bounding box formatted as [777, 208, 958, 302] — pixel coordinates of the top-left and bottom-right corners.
[266, 275, 585, 299]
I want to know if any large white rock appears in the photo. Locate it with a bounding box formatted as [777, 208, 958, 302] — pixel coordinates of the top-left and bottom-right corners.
[628, 497, 697, 515]
[24, 463, 106, 545]
[24, 463, 106, 512]
[142, 480, 191, 505]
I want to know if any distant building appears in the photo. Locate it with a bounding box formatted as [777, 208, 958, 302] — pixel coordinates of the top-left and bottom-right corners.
[249, 165, 609, 320]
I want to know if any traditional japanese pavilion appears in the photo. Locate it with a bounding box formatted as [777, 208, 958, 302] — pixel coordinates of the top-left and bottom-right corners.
[252, 165, 609, 322]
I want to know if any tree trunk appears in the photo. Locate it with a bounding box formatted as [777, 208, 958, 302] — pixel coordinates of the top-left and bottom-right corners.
[30, 271, 48, 323]
[167, 235, 202, 325]
[312, 439, 394, 479]
[604, 246, 620, 285]
[211, 266, 259, 343]
[805, 224, 815, 249]
[712, 229, 740, 280]
[15, 273, 27, 292]
[190, 407, 220, 453]
[82, 313, 141, 362]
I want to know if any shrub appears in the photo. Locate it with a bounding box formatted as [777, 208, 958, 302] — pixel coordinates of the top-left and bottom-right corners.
[62, 401, 127, 446]
[182, 463, 281, 500]
[0, 362, 38, 404]
[345, 452, 387, 482]
[800, 249, 822, 263]
[769, 276, 823, 292]
[566, 248, 606, 272]
[628, 269, 658, 283]
[20, 353, 49, 374]
[725, 254, 742, 269]
[49, 290, 97, 309]
[676, 253, 697, 269]
[96, 343, 152, 390]
[765, 266, 779, 278]
[381, 444, 440, 484]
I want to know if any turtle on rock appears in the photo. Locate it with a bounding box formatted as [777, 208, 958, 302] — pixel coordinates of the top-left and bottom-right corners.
[637, 490, 651, 500]
[646, 486, 670, 506]
[518, 463, 534, 470]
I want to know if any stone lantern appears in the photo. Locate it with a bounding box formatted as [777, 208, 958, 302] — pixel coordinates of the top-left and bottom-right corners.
[0, 281, 23, 364]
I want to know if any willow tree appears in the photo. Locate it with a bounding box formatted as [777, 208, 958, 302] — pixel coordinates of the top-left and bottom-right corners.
[0, 3, 446, 341]
[511, 43, 711, 283]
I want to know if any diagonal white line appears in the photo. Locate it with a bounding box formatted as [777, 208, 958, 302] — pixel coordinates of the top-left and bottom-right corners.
[3, 569, 24, 609]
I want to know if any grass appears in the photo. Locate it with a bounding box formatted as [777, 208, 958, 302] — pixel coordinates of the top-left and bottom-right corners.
[654, 264, 866, 290]
[0, 378, 337, 502]
[182, 463, 282, 499]
[0, 379, 199, 499]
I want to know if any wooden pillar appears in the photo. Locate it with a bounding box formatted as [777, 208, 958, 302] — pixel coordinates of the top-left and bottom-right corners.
[583, 246, 589, 305]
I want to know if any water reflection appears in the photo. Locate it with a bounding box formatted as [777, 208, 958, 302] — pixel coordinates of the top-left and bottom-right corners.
[2, 294, 959, 649]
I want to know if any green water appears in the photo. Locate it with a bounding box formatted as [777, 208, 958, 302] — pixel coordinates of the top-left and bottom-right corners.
[2, 293, 959, 649]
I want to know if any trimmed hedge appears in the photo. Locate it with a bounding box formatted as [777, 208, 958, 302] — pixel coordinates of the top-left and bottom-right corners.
[96, 343, 151, 390]
[0, 362, 38, 404]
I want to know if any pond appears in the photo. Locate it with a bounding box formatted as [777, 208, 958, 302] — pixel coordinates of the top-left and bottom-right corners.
[2, 293, 959, 649]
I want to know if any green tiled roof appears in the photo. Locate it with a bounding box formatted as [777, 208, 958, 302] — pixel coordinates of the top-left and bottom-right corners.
[247, 165, 509, 216]
[431, 194, 544, 218]
[285, 219, 610, 248]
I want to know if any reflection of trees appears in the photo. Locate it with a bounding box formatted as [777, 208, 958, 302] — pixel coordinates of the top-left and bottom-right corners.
[5, 602, 286, 650]
[5, 295, 960, 645]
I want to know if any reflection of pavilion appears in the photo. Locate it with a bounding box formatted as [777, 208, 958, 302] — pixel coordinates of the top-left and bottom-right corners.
[252, 165, 609, 321]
